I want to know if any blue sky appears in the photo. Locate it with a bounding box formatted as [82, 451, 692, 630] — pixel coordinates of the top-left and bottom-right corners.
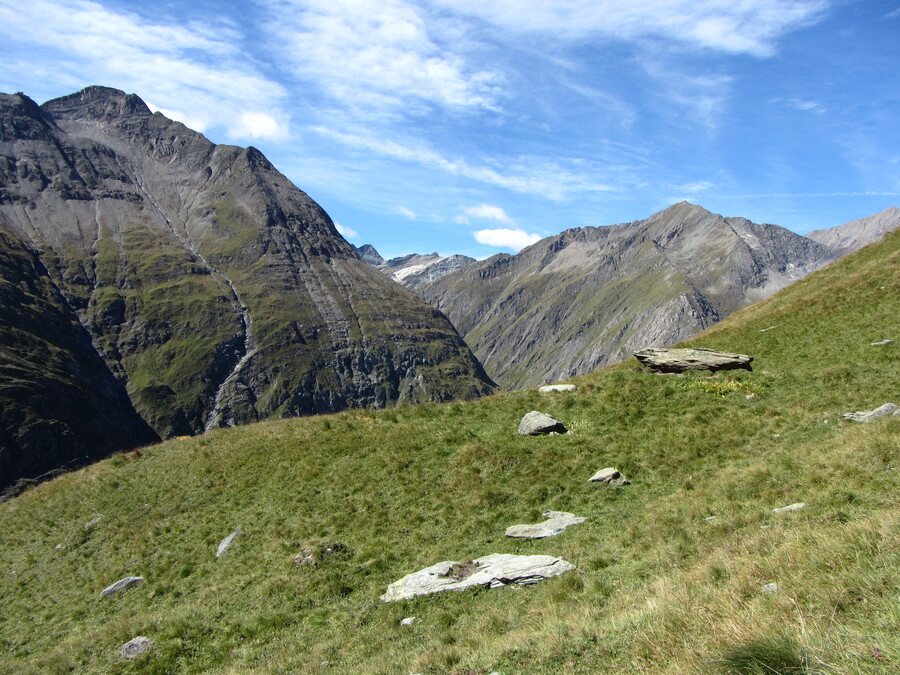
[1, 0, 898, 259]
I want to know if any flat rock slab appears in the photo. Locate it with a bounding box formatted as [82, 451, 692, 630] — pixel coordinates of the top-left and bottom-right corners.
[539, 384, 577, 392]
[505, 511, 586, 538]
[842, 403, 899, 422]
[121, 637, 153, 659]
[380, 553, 575, 602]
[216, 529, 240, 558]
[588, 467, 630, 486]
[101, 576, 144, 597]
[633, 347, 753, 373]
[772, 502, 806, 513]
[518, 410, 568, 435]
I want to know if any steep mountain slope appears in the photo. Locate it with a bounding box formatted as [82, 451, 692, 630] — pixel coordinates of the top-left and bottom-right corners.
[805, 205, 900, 254]
[0, 225, 895, 674]
[0, 87, 494, 486]
[421, 202, 838, 388]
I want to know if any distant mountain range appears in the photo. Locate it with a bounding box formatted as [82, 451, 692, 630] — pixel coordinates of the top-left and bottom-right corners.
[0, 86, 494, 490]
[353, 246, 476, 289]
[416, 202, 899, 388]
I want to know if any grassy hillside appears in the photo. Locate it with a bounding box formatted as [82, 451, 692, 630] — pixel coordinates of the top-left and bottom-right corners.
[0, 230, 897, 674]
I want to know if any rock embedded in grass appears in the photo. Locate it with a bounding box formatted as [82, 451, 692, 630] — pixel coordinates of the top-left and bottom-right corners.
[121, 637, 153, 659]
[538, 384, 577, 392]
[760, 583, 779, 595]
[380, 553, 576, 602]
[842, 403, 899, 422]
[100, 576, 144, 597]
[772, 502, 806, 513]
[216, 529, 240, 558]
[505, 511, 586, 538]
[588, 467, 630, 486]
[517, 411, 568, 435]
[633, 347, 753, 373]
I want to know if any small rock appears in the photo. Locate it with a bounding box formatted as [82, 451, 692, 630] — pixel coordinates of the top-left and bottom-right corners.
[293, 540, 350, 566]
[842, 403, 899, 423]
[539, 384, 577, 392]
[121, 636, 153, 659]
[517, 411, 568, 435]
[772, 502, 806, 513]
[54, 543, 65, 551]
[400, 617, 418, 626]
[83, 516, 103, 529]
[703, 516, 717, 522]
[505, 511, 586, 538]
[870, 339, 893, 346]
[101, 576, 145, 597]
[216, 529, 240, 558]
[588, 467, 630, 486]
[760, 582, 779, 595]
[759, 326, 778, 333]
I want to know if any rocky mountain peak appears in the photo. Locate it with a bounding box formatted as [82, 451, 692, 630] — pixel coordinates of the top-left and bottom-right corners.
[41, 86, 152, 122]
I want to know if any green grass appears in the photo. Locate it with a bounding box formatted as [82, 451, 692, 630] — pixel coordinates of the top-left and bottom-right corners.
[0, 231, 897, 673]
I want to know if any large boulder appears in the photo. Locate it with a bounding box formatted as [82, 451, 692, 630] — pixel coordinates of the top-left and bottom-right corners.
[380, 553, 575, 602]
[505, 511, 586, 538]
[517, 411, 568, 435]
[633, 347, 753, 373]
[842, 403, 899, 422]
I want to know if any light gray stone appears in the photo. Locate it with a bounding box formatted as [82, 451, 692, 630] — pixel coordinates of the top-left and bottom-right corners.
[400, 617, 418, 626]
[381, 553, 575, 602]
[539, 384, 577, 393]
[760, 583, 779, 595]
[517, 411, 567, 435]
[588, 467, 630, 486]
[121, 636, 153, 659]
[505, 511, 586, 538]
[633, 347, 753, 373]
[772, 502, 806, 513]
[216, 529, 240, 558]
[83, 516, 102, 529]
[101, 576, 144, 597]
[842, 403, 899, 423]
[870, 339, 893, 346]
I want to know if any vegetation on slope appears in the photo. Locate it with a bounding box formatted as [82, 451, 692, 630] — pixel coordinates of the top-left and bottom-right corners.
[0, 230, 897, 674]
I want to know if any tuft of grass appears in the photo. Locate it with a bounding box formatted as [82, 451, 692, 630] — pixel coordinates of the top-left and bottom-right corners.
[717, 635, 817, 674]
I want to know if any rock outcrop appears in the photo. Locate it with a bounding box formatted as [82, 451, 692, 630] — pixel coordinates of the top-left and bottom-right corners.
[505, 511, 586, 538]
[633, 347, 753, 373]
[100, 576, 144, 596]
[588, 468, 630, 486]
[0, 87, 495, 488]
[805, 206, 900, 255]
[380, 553, 575, 602]
[842, 403, 899, 423]
[517, 411, 568, 435]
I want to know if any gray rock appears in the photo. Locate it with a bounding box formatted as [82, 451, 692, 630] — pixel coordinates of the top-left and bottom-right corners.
[633, 347, 753, 373]
[870, 339, 893, 346]
[216, 529, 240, 558]
[83, 516, 103, 529]
[505, 511, 586, 538]
[760, 583, 779, 595]
[380, 553, 576, 602]
[772, 502, 806, 513]
[759, 326, 778, 332]
[100, 576, 144, 597]
[842, 403, 899, 422]
[539, 384, 577, 392]
[588, 467, 630, 486]
[517, 411, 568, 435]
[400, 617, 418, 626]
[293, 540, 350, 566]
[121, 636, 153, 659]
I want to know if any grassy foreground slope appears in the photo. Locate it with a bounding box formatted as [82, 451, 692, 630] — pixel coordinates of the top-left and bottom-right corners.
[0, 231, 897, 674]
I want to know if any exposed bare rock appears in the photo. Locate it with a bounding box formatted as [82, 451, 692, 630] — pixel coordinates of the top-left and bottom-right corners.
[517, 411, 568, 435]
[633, 347, 753, 373]
[806, 206, 900, 255]
[539, 384, 577, 392]
[842, 403, 899, 423]
[364, 250, 477, 289]
[772, 502, 806, 513]
[216, 529, 240, 558]
[100, 576, 144, 596]
[505, 511, 586, 538]
[121, 637, 153, 659]
[380, 553, 576, 602]
[588, 467, 630, 486]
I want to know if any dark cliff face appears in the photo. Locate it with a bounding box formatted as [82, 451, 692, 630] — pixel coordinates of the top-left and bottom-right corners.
[421, 202, 841, 389]
[0, 87, 494, 488]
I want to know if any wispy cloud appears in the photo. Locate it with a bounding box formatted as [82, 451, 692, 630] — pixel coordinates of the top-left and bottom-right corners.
[394, 206, 417, 219]
[334, 222, 358, 239]
[771, 97, 827, 114]
[456, 204, 514, 225]
[0, 0, 289, 141]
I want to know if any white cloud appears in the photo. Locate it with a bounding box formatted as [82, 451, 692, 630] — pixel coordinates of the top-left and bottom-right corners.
[473, 227, 542, 251]
[394, 206, 417, 219]
[771, 97, 827, 114]
[261, 0, 500, 114]
[313, 126, 614, 199]
[0, 0, 290, 142]
[335, 222, 358, 239]
[461, 204, 514, 225]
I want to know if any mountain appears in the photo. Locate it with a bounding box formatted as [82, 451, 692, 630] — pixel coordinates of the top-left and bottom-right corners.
[420, 202, 839, 389]
[805, 205, 900, 254]
[356, 246, 477, 289]
[0, 86, 494, 488]
[0, 225, 895, 673]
